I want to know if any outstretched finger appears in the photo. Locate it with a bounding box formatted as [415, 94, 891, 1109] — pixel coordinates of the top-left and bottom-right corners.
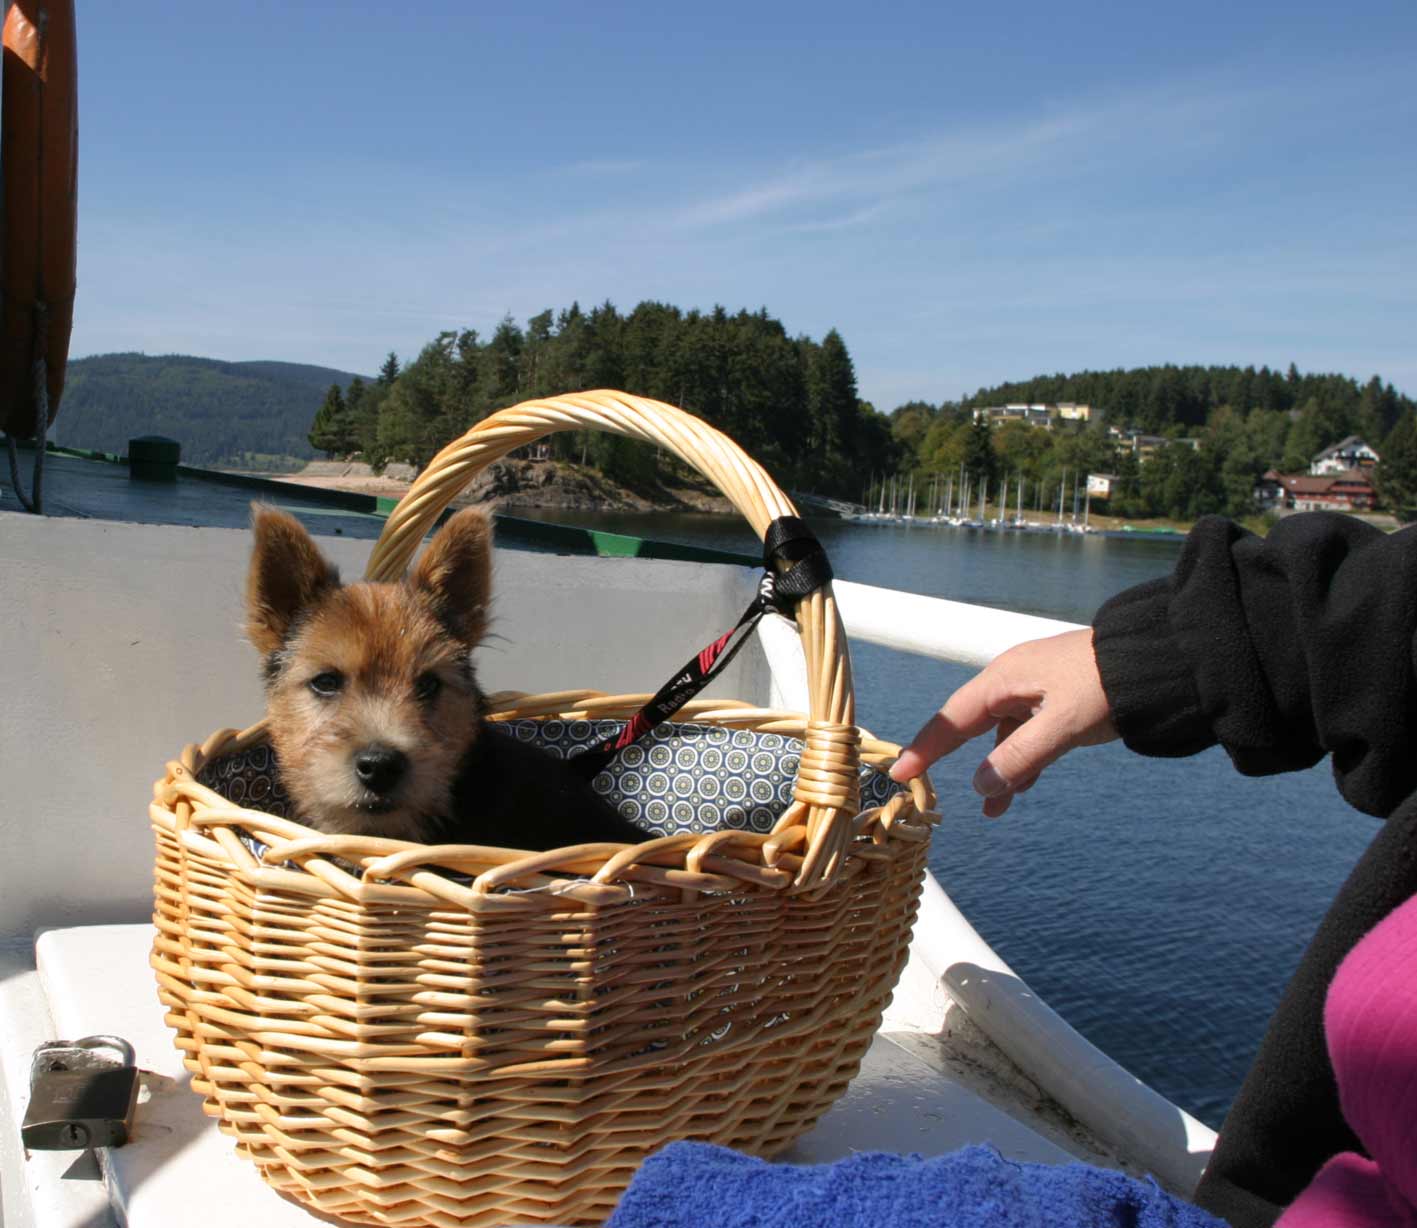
[890, 673, 1006, 781]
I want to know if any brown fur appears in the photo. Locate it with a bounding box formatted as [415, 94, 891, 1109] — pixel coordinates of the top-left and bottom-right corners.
[244, 504, 645, 850]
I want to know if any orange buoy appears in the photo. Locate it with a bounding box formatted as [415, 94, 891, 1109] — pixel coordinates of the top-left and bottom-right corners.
[1, 0, 78, 440]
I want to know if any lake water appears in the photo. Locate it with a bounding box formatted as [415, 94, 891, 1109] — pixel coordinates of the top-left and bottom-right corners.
[520, 509, 1378, 1130]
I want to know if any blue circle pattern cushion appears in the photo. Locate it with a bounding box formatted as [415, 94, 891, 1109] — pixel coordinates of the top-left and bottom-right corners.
[197, 720, 903, 841]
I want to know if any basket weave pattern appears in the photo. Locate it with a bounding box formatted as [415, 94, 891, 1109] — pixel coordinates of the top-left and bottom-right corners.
[150, 393, 938, 1227]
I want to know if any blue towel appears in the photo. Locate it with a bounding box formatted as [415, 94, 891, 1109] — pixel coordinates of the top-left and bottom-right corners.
[604, 1142, 1229, 1228]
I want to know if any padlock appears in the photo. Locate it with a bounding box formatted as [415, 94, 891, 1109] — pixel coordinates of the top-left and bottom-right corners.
[21, 1035, 139, 1150]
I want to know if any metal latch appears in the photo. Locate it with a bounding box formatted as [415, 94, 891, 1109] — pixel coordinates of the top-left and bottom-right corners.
[21, 1035, 139, 1150]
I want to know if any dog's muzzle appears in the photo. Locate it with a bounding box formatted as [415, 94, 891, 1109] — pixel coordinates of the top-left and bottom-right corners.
[353, 744, 409, 797]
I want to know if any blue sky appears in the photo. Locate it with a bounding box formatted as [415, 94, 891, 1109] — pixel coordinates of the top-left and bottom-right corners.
[73, 0, 1415, 408]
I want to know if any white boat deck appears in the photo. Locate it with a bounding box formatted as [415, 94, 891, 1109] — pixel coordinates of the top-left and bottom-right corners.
[1, 925, 1071, 1228]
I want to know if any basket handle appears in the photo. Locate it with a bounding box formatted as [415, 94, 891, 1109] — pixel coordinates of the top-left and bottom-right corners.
[366, 390, 859, 888]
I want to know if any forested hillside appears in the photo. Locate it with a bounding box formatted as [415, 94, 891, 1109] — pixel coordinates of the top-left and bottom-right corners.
[306, 302, 896, 499]
[895, 364, 1417, 522]
[963, 364, 1410, 442]
[55, 336, 1417, 522]
[58, 354, 367, 468]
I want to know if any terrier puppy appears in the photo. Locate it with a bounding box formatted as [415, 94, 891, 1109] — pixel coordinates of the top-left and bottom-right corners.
[244, 504, 647, 850]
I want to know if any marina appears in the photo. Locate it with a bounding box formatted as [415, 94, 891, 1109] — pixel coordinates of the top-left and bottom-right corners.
[851, 466, 1109, 535]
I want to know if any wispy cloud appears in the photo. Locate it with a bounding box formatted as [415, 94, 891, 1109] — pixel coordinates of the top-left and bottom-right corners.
[70, 63, 1416, 402]
[658, 78, 1283, 238]
[557, 157, 646, 177]
[784, 201, 898, 235]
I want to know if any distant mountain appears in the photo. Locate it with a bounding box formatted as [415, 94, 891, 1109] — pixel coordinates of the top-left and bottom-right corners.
[55, 353, 371, 468]
[231, 359, 371, 394]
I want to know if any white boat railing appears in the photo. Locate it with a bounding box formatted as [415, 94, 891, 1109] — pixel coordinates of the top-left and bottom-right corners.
[833, 578, 1083, 667]
[756, 574, 1218, 1195]
[755, 574, 1083, 711]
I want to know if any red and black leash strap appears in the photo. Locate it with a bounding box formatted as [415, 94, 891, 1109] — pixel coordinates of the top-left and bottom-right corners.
[568, 516, 834, 779]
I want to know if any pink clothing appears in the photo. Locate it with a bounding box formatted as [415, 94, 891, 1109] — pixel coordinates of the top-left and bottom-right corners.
[1277, 893, 1417, 1228]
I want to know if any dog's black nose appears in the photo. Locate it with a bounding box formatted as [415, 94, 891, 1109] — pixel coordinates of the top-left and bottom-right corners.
[353, 745, 408, 795]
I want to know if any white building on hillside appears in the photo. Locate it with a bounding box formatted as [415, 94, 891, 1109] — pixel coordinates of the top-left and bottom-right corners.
[1310, 435, 1379, 475]
[971, 402, 1095, 429]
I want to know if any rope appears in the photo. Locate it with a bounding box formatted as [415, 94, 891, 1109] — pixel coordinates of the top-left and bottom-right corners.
[2, 310, 50, 515]
[3, 355, 48, 514]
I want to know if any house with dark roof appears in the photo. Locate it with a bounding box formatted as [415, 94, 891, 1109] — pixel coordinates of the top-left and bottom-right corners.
[1310, 436, 1380, 476]
[1105, 426, 1200, 459]
[1280, 469, 1377, 511]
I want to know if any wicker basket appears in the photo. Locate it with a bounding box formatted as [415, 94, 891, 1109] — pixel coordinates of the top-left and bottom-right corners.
[150, 391, 939, 1227]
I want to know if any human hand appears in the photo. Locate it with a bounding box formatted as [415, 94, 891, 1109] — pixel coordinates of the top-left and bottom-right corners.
[888, 628, 1118, 817]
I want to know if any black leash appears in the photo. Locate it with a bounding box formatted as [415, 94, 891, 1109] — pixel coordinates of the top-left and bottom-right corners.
[568, 516, 834, 778]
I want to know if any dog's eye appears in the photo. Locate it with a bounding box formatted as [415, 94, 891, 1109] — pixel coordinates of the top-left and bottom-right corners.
[309, 671, 344, 697]
[414, 673, 442, 702]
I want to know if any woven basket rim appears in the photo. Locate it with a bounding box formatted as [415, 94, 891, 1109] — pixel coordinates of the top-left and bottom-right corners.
[149, 400, 940, 1228]
[153, 694, 937, 911]
[365, 390, 863, 889]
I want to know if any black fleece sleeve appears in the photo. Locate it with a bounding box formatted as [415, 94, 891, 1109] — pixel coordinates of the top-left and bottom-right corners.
[1092, 513, 1417, 819]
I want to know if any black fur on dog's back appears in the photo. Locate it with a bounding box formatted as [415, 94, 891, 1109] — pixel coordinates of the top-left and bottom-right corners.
[441, 723, 649, 850]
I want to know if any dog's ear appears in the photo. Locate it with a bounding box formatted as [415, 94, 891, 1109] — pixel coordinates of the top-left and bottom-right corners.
[245, 504, 340, 655]
[410, 507, 492, 645]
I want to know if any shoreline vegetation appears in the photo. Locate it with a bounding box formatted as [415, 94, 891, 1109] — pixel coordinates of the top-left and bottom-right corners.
[59, 302, 1417, 528]
[275, 456, 735, 515]
[303, 302, 1417, 527]
[271, 458, 1401, 538]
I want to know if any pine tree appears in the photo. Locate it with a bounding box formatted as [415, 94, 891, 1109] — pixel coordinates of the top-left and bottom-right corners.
[486, 316, 525, 404]
[1357, 376, 1385, 444]
[1377, 413, 1417, 522]
[962, 414, 998, 486]
[308, 384, 356, 457]
[806, 329, 861, 485]
[1281, 402, 1325, 473]
[1111, 448, 1143, 517]
[379, 352, 401, 387]
[344, 376, 381, 460]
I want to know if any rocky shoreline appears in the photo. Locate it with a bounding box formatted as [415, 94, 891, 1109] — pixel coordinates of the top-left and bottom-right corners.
[277, 458, 735, 514]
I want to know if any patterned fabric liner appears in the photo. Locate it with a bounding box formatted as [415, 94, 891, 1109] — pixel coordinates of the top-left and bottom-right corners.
[196, 720, 902, 877]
